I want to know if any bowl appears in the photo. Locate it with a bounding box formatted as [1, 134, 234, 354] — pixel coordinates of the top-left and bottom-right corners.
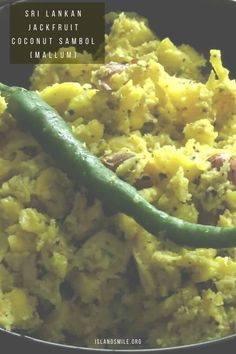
[1, 0, 236, 353]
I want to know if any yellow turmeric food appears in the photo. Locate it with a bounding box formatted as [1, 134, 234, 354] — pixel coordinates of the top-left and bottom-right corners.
[1, 12, 236, 348]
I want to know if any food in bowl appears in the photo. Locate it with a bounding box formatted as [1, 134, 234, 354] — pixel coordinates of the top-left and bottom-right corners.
[1, 12, 236, 349]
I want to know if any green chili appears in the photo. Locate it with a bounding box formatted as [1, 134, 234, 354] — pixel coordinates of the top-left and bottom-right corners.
[1, 82, 236, 248]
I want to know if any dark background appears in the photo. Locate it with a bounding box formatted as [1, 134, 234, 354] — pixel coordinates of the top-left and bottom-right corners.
[1, 0, 236, 353]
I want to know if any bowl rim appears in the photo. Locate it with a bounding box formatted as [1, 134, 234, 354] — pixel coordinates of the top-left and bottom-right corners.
[1, 326, 236, 352]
